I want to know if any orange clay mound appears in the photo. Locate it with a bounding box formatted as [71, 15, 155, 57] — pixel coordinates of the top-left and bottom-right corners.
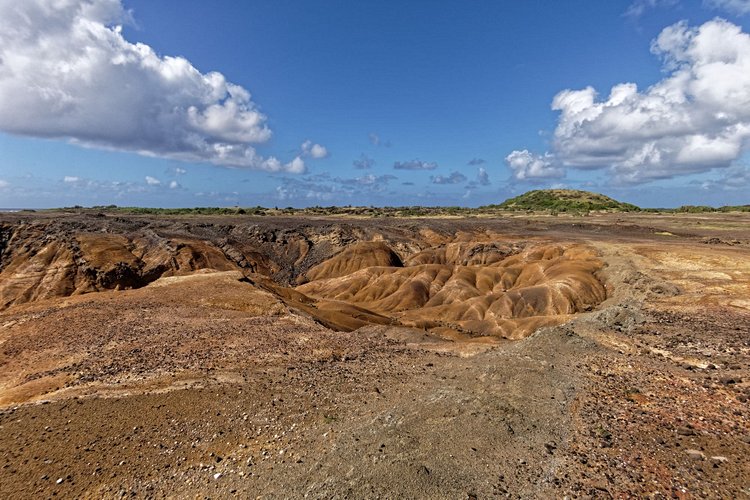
[301, 241, 403, 283]
[297, 243, 606, 340]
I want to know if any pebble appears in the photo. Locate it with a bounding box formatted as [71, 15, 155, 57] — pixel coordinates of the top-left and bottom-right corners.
[685, 449, 705, 460]
[213, 472, 222, 480]
[719, 376, 740, 385]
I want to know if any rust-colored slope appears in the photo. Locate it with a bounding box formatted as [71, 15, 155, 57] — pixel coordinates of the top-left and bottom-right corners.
[0, 237, 80, 306]
[404, 241, 522, 266]
[0, 227, 242, 309]
[301, 241, 403, 283]
[297, 243, 606, 339]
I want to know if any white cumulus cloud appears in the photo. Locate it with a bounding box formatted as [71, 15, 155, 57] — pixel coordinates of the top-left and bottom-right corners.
[300, 140, 328, 159]
[145, 176, 161, 186]
[0, 0, 304, 173]
[505, 150, 564, 180]
[515, 19, 750, 184]
[63, 176, 80, 183]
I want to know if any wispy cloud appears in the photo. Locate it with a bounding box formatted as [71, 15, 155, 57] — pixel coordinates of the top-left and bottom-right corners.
[431, 171, 467, 184]
[695, 164, 750, 190]
[627, 0, 750, 18]
[704, 0, 750, 15]
[353, 153, 375, 169]
[194, 190, 241, 204]
[477, 167, 491, 186]
[338, 174, 397, 187]
[394, 159, 437, 170]
[58, 176, 155, 196]
[275, 172, 398, 202]
[369, 133, 391, 147]
[467, 158, 486, 166]
[624, 0, 678, 19]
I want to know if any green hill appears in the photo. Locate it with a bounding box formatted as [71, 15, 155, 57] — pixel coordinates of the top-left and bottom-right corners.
[484, 189, 640, 212]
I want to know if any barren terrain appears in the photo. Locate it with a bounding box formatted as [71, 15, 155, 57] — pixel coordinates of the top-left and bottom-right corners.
[0, 211, 749, 498]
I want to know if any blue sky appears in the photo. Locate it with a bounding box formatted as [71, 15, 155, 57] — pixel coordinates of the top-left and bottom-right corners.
[1, 0, 750, 208]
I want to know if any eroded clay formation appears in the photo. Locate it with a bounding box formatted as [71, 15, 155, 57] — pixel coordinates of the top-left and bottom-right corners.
[0, 219, 607, 340]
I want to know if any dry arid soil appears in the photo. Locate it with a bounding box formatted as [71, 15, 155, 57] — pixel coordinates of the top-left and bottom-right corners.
[0, 210, 749, 498]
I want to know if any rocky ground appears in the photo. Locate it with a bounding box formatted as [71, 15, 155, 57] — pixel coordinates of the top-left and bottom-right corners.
[0, 211, 748, 498]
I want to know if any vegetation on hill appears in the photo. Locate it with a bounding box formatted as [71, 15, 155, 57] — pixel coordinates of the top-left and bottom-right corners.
[482, 189, 640, 213]
[47, 190, 750, 217]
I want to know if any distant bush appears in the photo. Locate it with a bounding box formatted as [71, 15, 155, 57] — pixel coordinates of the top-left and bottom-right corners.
[672, 205, 750, 213]
[674, 205, 716, 213]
